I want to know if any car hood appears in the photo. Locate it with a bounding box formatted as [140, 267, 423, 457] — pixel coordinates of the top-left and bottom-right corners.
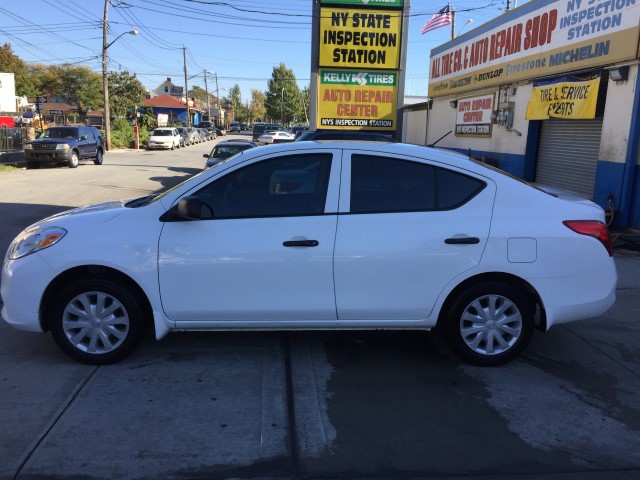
[34, 200, 127, 228]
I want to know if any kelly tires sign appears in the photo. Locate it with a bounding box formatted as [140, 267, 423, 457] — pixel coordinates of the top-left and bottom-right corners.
[317, 69, 398, 130]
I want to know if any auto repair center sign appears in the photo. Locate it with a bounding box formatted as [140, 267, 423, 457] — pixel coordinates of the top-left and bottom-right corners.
[318, 70, 398, 129]
[428, 0, 640, 97]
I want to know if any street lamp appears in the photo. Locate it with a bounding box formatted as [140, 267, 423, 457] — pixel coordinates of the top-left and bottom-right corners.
[102, 28, 138, 151]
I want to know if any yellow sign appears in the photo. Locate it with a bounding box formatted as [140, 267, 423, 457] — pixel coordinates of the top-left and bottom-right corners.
[526, 77, 600, 120]
[317, 69, 397, 130]
[319, 7, 402, 69]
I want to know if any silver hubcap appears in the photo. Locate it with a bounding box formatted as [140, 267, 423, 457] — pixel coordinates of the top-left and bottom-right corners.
[460, 294, 522, 356]
[62, 291, 130, 354]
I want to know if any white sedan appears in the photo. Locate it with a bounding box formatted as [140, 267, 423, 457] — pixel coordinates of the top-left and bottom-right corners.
[1, 142, 616, 365]
[257, 130, 295, 144]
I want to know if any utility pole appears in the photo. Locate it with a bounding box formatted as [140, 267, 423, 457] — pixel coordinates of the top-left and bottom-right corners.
[102, 0, 110, 150]
[215, 73, 222, 126]
[183, 46, 190, 126]
[204, 70, 210, 121]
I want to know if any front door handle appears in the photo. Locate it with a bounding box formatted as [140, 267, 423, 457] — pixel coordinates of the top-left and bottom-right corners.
[283, 240, 319, 247]
[445, 237, 480, 245]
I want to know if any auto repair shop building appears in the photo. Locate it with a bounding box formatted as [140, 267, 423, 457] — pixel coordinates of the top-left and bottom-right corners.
[403, 0, 640, 229]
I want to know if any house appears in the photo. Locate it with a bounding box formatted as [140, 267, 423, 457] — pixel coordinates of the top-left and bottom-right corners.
[143, 94, 204, 126]
[150, 77, 184, 99]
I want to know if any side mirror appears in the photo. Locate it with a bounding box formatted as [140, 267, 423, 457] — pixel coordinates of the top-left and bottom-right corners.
[80, 135, 88, 140]
[203, 153, 209, 158]
[177, 196, 203, 220]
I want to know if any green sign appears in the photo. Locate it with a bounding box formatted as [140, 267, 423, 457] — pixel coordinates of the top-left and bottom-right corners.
[320, 0, 403, 7]
[320, 70, 397, 86]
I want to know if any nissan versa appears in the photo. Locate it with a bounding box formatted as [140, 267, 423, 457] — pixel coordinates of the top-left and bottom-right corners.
[1, 142, 616, 365]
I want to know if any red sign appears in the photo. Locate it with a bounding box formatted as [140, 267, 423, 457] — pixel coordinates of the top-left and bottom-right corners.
[0, 116, 15, 128]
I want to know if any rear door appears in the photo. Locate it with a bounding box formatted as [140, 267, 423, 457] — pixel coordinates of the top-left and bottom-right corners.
[333, 151, 496, 321]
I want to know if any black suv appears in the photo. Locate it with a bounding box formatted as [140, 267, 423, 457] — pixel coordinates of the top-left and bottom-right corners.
[196, 121, 217, 139]
[24, 126, 105, 169]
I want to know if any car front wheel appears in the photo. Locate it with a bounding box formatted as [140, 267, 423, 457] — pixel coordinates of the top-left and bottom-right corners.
[49, 276, 147, 364]
[443, 281, 534, 366]
[68, 151, 79, 168]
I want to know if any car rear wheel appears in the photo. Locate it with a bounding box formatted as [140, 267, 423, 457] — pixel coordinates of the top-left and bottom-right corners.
[444, 281, 534, 366]
[94, 149, 103, 165]
[49, 276, 147, 364]
[68, 151, 79, 168]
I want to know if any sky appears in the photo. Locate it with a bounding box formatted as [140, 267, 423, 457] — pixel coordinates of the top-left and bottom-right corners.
[0, 0, 514, 101]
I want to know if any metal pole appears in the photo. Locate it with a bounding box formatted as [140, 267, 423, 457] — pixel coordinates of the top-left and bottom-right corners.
[183, 47, 190, 126]
[204, 70, 210, 121]
[281, 86, 284, 125]
[215, 73, 222, 126]
[102, 0, 111, 150]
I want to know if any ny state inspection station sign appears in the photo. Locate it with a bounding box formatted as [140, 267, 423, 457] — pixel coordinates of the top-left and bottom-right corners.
[319, 7, 403, 69]
[317, 69, 398, 130]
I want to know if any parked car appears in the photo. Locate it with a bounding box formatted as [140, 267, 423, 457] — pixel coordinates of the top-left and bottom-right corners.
[202, 140, 258, 169]
[296, 130, 397, 142]
[216, 125, 226, 136]
[229, 121, 240, 132]
[185, 127, 199, 145]
[148, 128, 181, 150]
[196, 121, 217, 140]
[1, 142, 616, 366]
[240, 123, 248, 131]
[252, 123, 286, 141]
[196, 128, 208, 143]
[257, 130, 296, 144]
[175, 127, 189, 147]
[291, 125, 309, 139]
[23, 126, 105, 169]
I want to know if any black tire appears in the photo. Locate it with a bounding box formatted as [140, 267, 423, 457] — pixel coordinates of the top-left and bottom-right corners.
[94, 149, 103, 165]
[68, 151, 79, 168]
[49, 276, 148, 365]
[443, 281, 534, 366]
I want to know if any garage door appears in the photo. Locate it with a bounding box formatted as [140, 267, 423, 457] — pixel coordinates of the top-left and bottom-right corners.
[535, 118, 603, 199]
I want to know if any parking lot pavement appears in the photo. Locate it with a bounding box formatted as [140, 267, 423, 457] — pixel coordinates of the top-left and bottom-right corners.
[0, 148, 639, 479]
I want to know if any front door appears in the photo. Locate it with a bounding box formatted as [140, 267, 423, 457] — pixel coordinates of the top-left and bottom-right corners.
[158, 150, 341, 322]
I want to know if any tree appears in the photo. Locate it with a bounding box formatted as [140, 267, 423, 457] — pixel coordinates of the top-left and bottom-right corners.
[265, 63, 302, 126]
[249, 89, 266, 124]
[300, 85, 310, 125]
[0, 43, 39, 97]
[108, 70, 147, 118]
[47, 64, 102, 109]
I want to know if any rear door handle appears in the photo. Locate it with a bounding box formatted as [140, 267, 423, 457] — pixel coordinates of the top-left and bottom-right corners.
[283, 240, 319, 247]
[445, 237, 480, 245]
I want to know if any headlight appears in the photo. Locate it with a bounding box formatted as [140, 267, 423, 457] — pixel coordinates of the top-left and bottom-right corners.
[8, 226, 67, 260]
[24, 144, 33, 150]
[56, 144, 70, 150]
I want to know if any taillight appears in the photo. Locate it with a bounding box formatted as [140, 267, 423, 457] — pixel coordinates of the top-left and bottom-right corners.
[563, 220, 614, 256]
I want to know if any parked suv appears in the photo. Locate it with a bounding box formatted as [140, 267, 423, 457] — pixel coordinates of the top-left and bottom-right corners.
[24, 126, 105, 169]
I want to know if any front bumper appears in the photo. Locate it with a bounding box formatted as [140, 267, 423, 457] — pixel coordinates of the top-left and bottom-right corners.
[1, 253, 57, 332]
[148, 142, 173, 150]
[25, 150, 72, 163]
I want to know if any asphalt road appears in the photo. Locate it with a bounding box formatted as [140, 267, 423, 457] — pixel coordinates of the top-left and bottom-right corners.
[0, 137, 639, 480]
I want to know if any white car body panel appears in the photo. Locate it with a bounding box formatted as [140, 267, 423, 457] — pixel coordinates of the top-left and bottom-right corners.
[1, 142, 616, 351]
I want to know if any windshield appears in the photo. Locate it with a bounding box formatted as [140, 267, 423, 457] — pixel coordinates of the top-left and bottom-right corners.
[43, 128, 78, 139]
[152, 129, 173, 136]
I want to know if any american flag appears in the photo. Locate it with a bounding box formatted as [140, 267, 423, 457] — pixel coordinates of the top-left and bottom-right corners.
[421, 5, 452, 35]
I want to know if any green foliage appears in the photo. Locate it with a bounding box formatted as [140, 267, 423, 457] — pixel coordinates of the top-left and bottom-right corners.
[265, 63, 302, 125]
[110, 118, 134, 149]
[249, 89, 266, 123]
[108, 70, 147, 118]
[139, 107, 156, 131]
[47, 64, 102, 109]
